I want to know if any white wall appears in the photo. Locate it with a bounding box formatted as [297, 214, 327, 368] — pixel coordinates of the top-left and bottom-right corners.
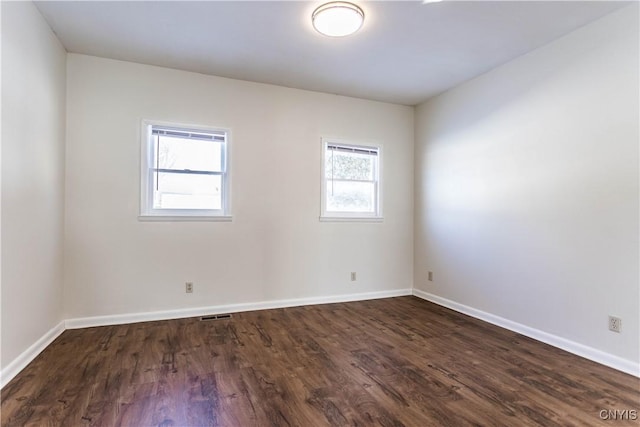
[415, 5, 639, 365]
[1, 2, 67, 369]
[64, 54, 414, 319]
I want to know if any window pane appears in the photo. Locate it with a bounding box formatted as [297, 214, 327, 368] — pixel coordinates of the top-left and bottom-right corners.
[154, 172, 222, 210]
[325, 149, 374, 181]
[326, 180, 375, 213]
[157, 135, 222, 172]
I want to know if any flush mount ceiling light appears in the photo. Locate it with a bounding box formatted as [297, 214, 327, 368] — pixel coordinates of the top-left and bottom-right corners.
[312, 2, 364, 37]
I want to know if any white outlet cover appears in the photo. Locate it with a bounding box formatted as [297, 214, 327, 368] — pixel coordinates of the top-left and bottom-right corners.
[608, 316, 621, 333]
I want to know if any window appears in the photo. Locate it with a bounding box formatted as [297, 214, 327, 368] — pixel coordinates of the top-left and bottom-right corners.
[321, 138, 382, 220]
[140, 121, 230, 220]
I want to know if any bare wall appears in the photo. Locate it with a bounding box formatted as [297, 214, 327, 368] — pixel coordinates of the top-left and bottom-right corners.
[64, 54, 414, 319]
[414, 5, 639, 364]
[1, 1, 67, 369]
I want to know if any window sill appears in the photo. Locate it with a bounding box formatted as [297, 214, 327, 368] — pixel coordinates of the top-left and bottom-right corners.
[319, 216, 384, 223]
[138, 215, 233, 222]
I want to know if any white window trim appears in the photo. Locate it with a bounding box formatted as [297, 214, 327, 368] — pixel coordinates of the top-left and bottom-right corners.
[320, 137, 383, 222]
[139, 119, 232, 221]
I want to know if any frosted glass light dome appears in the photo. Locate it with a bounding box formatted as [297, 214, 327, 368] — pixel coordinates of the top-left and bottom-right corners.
[312, 2, 364, 37]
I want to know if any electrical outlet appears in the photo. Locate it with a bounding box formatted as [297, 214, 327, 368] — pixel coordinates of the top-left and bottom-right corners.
[350, 272, 356, 281]
[428, 271, 433, 281]
[185, 282, 194, 293]
[608, 316, 621, 333]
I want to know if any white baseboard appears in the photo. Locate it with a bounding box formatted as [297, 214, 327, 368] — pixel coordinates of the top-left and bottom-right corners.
[3, 290, 411, 386]
[10, 287, 633, 392]
[1, 321, 65, 389]
[412, 288, 639, 378]
[65, 288, 413, 329]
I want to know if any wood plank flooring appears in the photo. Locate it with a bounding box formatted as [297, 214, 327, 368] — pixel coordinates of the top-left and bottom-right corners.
[2, 296, 638, 426]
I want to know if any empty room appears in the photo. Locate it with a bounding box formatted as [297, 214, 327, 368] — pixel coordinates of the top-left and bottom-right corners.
[1, 0, 639, 425]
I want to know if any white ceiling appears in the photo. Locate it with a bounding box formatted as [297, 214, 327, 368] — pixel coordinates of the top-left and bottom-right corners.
[35, 1, 629, 106]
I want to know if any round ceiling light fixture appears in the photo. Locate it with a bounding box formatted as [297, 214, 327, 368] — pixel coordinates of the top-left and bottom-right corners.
[312, 2, 364, 37]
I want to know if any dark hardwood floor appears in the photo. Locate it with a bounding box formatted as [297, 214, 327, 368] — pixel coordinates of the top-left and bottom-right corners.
[1, 296, 638, 426]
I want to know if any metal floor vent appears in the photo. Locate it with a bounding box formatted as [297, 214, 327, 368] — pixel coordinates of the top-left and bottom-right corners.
[200, 313, 233, 321]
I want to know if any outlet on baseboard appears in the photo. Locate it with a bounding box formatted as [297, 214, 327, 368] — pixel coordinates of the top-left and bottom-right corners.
[185, 282, 194, 293]
[608, 315, 621, 333]
[428, 271, 433, 282]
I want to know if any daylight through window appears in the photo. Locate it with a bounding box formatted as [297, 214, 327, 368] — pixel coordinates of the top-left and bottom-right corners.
[322, 139, 381, 219]
[141, 122, 230, 218]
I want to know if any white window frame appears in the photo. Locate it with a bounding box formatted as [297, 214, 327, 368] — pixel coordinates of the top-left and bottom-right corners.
[139, 120, 232, 221]
[320, 138, 383, 222]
